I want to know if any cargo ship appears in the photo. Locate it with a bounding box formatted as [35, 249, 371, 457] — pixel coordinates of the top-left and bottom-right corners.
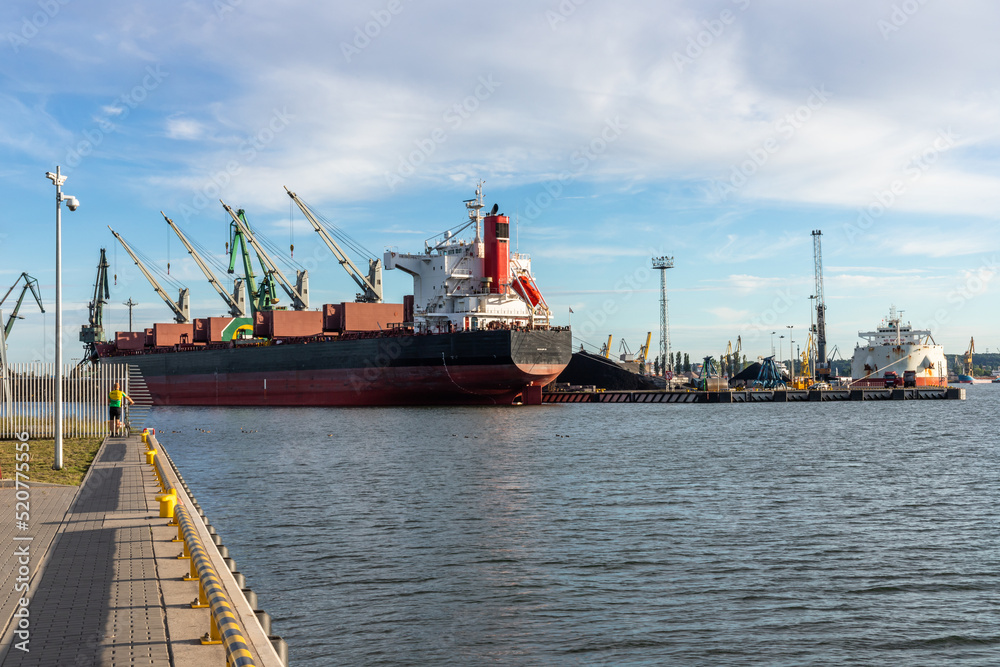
[850, 307, 947, 387]
[93, 185, 571, 405]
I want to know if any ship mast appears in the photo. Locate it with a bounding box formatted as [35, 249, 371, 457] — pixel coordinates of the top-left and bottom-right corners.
[465, 181, 485, 255]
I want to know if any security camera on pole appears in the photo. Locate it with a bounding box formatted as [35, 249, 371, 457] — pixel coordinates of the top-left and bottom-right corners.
[45, 166, 80, 470]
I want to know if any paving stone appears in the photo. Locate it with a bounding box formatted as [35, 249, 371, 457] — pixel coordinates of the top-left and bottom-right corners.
[0, 436, 171, 667]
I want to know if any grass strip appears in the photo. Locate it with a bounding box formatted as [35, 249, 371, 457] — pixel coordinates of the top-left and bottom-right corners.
[0, 437, 103, 486]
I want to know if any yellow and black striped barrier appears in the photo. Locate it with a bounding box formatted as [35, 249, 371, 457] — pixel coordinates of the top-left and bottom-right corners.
[145, 437, 258, 667]
[174, 500, 257, 665]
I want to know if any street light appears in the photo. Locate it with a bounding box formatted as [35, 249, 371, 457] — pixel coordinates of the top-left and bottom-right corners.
[779, 335, 785, 378]
[786, 325, 794, 385]
[770, 331, 776, 356]
[46, 166, 79, 471]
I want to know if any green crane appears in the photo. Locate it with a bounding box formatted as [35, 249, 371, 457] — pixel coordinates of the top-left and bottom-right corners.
[227, 208, 278, 316]
[79, 249, 110, 345]
[1, 272, 45, 338]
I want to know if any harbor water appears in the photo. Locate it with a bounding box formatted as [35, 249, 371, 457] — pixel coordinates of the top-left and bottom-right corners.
[154, 385, 1000, 665]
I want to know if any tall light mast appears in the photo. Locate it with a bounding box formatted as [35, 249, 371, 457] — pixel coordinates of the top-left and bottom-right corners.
[812, 230, 828, 379]
[652, 256, 674, 375]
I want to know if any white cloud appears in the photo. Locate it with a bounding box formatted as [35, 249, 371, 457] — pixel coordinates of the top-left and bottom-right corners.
[166, 117, 206, 141]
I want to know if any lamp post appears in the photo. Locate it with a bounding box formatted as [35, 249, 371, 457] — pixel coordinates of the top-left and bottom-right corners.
[45, 166, 80, 471]
[770, 331, 776, 357]
[786, 325, 794, 386]
[779, 335, 785, 379]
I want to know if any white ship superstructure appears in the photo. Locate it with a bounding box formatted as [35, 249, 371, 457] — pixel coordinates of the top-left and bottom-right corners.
[384, 183, 552, 334]
[851, 307, 947, 386]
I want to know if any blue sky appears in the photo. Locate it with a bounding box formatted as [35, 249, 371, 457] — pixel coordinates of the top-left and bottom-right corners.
[2, 0, 999, 365]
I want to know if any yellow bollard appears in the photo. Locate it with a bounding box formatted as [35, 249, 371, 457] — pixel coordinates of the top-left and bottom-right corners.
[141, 430, 148, 445]
[156, 489, 177, 519]
[145, 449, 156, 465]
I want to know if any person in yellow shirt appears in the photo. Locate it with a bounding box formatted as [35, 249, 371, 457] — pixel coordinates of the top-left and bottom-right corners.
[108, 382, 134, 436]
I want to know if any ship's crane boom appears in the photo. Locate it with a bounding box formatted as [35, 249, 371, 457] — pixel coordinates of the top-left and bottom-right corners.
[108, 226, 191, 323]
[79, 249, 110, 346]
[284, 186, 382, 303]
[1, 273, 44, 338]
[220, 200, 309, 311]
[161, 212, 246, 317]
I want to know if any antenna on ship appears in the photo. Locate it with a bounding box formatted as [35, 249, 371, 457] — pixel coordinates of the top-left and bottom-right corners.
[466, 180, 485, 245]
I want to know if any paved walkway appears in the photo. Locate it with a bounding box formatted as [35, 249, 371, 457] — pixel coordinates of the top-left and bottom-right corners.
[0, 436, 173, 665]
[0, 434, 282, 666]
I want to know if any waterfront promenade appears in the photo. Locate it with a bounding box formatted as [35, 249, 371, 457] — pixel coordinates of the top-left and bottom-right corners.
[0, 433, 282, 666]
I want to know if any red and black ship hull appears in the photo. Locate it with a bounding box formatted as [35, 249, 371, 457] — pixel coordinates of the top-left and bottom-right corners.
[97, 329, 572, 406]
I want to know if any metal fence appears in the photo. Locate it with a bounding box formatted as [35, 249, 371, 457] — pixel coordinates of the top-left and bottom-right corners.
[0, 362, 151, 439]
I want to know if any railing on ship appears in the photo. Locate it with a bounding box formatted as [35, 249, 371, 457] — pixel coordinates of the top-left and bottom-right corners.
[0, 362, 150, 439]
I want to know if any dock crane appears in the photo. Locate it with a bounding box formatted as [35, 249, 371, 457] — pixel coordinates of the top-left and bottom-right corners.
[1, 273, 44, 408]
[284, 187, 383, 303]
[599, 334, 612, 358]
[221, 200, 309, 311]
[812, 230, 829, 379]
[108, 226, 191, 323]
[636, 332, 652, 364]
[724, 336, 742, 376]
[227, 208, 277, 316]
[79, 249, 110, 350]
[1, 273, 45, 339]
[964, 337, 976, 377]
[161, 212, 246, 317]
[698, 355, 721, 390]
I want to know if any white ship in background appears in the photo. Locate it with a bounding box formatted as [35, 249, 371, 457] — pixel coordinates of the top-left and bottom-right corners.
[851, 307, 947, 387]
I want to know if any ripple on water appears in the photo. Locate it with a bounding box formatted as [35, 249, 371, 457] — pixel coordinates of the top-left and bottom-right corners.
[156, 387, 1000, 665]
